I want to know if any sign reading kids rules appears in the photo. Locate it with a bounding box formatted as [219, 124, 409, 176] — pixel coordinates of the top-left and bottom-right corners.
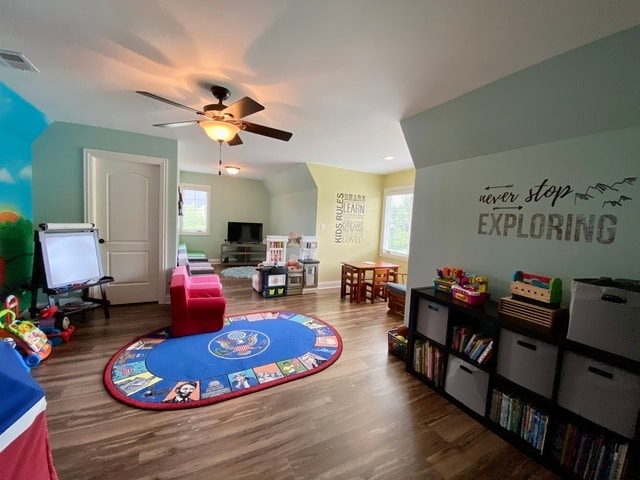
[335, 193, 365, 244]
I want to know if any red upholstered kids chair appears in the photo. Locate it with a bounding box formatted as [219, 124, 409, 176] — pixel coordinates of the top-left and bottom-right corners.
[170, 269, 226, 337]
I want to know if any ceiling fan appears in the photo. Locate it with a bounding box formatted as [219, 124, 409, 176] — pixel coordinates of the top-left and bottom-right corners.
[136, 85, 293, 145]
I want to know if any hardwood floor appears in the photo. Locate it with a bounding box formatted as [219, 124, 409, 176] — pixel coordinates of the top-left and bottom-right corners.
[32, 270, 559, 480]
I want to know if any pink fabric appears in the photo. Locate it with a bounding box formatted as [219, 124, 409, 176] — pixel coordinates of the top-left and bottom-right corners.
[170, 268, 226, 337]
[173, 265, 221, 286]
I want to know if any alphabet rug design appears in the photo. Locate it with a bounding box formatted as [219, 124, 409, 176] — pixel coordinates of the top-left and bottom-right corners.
[103, 311, 342, 410]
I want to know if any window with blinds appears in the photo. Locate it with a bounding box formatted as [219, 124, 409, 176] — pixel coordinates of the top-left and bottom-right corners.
[180, 183, 211, 235]
[380, 186, 413, 258]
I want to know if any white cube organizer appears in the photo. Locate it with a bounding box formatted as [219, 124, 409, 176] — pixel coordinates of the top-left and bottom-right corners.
[444, 356, 490, 416]
[415, 299, 448, 345]
[496, 329, 559, 399]
[557, 351, 640, 439]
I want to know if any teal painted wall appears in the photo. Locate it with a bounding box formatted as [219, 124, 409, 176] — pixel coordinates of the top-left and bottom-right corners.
[403, 26, 640, 306]
[0, 83, 48, 299]
[403, 26, 640, 168]
[32, 121, 178, 223]
[32, 121, 179, 282]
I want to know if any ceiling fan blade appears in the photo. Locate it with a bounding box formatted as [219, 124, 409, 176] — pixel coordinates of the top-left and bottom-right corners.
[223, 97, 264, 119]
[227, 134, 243, 146]
[136, 91, 204, 115]
[152, 120, 200, 128]
[241, 121, 293, 142]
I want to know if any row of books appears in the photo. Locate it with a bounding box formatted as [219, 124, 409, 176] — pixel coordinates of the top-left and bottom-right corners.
[489, 389, 549, 452]
[413, 339, 445, 387]
[450, 326, 494, 364]
[551, 422, 629, 480]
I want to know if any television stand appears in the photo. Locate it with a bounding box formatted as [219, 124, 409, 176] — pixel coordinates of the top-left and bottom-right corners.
[220, 242, 266, 266]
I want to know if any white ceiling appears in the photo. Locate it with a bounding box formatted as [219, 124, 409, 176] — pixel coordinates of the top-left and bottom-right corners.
[1, 1, 639, 180]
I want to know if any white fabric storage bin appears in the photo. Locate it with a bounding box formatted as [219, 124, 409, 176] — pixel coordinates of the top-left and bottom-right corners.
[496, 329, 558, 399]
[568, 278, 640, 362]
[444, 356, 490, 416]
[415, 299, 448, 345]
[557, 351, 640, 439]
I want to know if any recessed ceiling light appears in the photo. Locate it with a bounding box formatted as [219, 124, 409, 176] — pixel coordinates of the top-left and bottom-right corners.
[383, 156, 395, 161]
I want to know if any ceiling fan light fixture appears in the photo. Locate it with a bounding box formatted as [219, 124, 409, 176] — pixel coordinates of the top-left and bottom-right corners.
[225, 166, 241, 175]
[200, 120, 240, 142]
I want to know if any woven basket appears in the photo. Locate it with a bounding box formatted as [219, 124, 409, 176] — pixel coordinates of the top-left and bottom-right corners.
[387, 328, 407, 361]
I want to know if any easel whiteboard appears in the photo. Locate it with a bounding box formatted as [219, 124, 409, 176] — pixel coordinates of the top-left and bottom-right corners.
[34, 224, 104, 290]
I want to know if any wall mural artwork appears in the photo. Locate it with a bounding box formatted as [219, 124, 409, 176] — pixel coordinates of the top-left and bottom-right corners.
[0, 83, 48, 301]
[334, 193, 366, 244]
[477, 177, 637, 244]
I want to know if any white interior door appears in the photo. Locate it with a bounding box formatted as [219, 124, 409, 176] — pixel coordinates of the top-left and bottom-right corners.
[84, 149, 166, 305]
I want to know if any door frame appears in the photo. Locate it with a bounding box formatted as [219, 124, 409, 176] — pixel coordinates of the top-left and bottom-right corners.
[83, 148, 168, 304]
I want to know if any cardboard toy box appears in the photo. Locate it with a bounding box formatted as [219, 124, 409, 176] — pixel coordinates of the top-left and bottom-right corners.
[568, 278, 640, 362]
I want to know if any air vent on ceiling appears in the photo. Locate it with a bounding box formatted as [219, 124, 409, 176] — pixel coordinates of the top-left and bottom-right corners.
[0, 49, 39, 73]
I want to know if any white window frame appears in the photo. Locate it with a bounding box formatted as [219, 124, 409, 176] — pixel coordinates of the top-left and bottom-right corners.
[179, 183, 211, 236]
[379, 185, 413, 260]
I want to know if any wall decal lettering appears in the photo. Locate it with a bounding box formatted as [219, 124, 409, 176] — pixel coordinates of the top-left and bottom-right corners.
[335, 192, 366, 244]
[477, 177, 636, 244]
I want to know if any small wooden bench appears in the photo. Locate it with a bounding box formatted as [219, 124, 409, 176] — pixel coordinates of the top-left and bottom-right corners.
[386, 271, 407, 316]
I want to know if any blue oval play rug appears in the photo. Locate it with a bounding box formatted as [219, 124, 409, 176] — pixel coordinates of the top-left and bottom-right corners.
[103, 311, 342, 410]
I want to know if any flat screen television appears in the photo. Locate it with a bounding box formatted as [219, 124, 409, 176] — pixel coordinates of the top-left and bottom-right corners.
[227, 222, 263, 243]
[38, 230, 104, 289]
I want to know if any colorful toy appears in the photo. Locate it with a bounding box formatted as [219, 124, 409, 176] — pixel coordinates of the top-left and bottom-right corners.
[451, 284, 491, 305]
[39, 324, 76, 346]
[434, 267, 465, 293]
[511, 270, 562, 305]
[434, 268, 491, 304]
[37, 305, 75, 345]
[452, 274, 490, 305]
[1, 296, 53, 366]
[460, 275, 489, 293]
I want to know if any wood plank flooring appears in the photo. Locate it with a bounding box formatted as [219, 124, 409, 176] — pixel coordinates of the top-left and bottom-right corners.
[31, 270, 559, 480]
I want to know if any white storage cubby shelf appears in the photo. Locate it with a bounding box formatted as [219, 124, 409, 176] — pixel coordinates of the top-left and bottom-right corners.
[406, 287, 640, 480]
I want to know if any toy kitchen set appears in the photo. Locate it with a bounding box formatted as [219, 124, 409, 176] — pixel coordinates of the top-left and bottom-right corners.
[281, 235, 319, 295]
[255, 235, 320, 297]
[298, 236, 319, 293]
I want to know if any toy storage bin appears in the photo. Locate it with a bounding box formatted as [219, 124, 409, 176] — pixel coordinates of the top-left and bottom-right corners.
[387, 329, 407, 360]
[415, 299, 448, 345]
[557, 351, 640, 439]
[444, 356, 490, 416]
[568, 278, 640, 362]
[496, 329, 558, 399]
